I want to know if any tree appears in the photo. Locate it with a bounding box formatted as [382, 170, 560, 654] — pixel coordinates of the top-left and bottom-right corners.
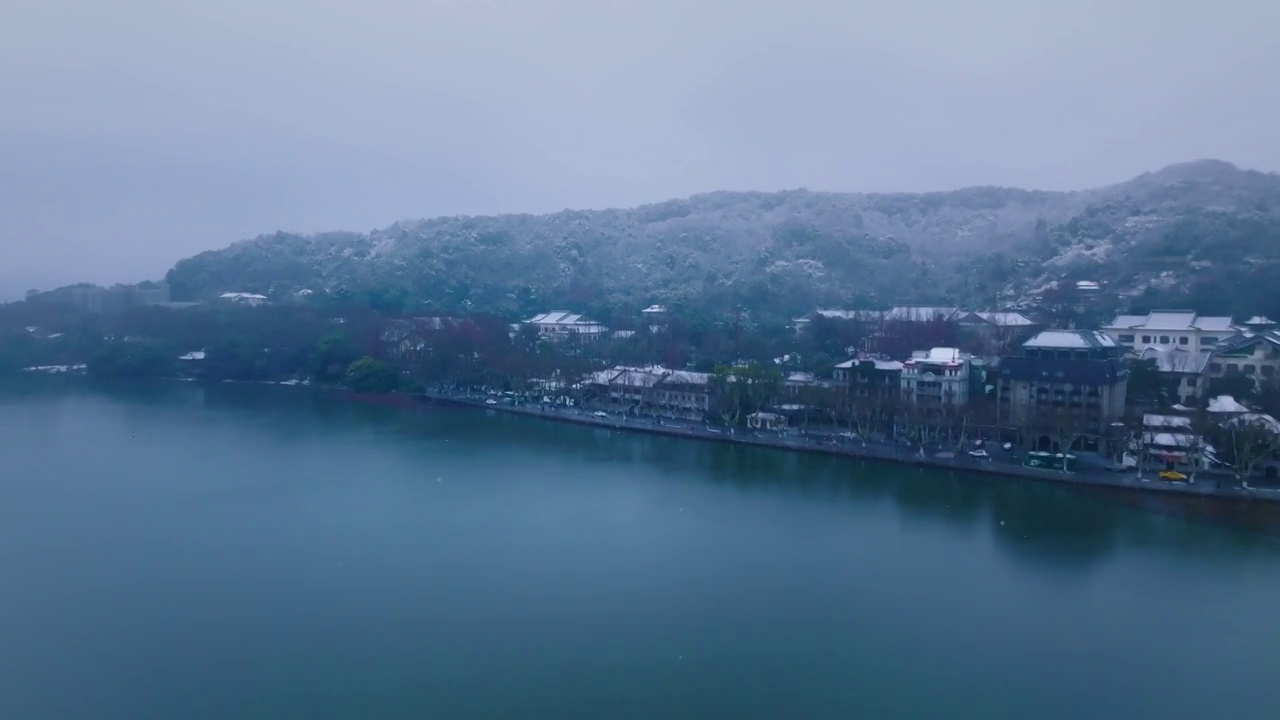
[1216, 415, 1280, 485]
[310, 334, 360, 384]
[345, 356, 402, 394]
[89, 341, 177, 379]
[1205, 373, 1258, 404]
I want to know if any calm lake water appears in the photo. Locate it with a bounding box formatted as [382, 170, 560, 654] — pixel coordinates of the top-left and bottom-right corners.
[1, 380, 1279, 719]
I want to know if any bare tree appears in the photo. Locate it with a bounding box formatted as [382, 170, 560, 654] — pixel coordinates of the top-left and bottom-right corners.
[1217, 414, 1280, 486]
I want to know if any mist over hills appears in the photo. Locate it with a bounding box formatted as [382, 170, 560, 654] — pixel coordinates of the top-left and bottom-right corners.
[159, 159, 1280, 323]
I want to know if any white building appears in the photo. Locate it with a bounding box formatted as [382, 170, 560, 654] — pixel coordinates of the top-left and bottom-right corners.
[524, 311, 609, 342]
[1138, 347, 1212, 406]
[900, 347, 972, 409]
[219, 292, 268, 307]
[1101, 310, 1238, 353]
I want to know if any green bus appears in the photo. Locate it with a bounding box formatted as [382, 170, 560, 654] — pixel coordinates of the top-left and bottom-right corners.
[1023, 451, 1077, 471]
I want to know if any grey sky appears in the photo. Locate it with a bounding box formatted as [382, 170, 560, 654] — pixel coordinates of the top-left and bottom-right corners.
[2, 0, 1278, 296]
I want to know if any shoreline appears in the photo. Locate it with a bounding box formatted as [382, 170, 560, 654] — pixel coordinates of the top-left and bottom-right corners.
[415, 391, 1280, 507]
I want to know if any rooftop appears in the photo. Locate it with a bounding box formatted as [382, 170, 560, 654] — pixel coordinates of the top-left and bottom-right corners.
[1215, 329, 1280, 353]
[642, 305, 668, 314]
[884, 305, 959, 322]
[968, 311, 1036, 327]
[1103, 310, 1236, 332]
[1024, 330, 1117, 350]
[834, 357, 903, 371]
[795, 309, 885, 322]
[1143, 414, 1193, 429]
[1207, 395, 1249, 413]
[526, 311, 602, 326]
[908, 347, 968, 364]
[1138, 347, 1212, 374]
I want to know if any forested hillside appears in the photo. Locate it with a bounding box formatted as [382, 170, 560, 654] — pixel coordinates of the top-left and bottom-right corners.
[164, 160, 1280, 323]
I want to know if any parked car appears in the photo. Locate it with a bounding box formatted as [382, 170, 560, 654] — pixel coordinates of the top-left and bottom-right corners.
[592, 411, 608, 418]
[1159, 470, 1187, 481]
[968, 449, 991, 459]
[484, 399, 498, 406]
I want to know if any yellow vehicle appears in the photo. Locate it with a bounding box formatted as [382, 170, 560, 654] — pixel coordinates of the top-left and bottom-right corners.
[1159, 470, 1187, 481]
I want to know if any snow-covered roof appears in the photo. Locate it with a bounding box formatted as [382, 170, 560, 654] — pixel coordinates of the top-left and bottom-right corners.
[663, 370, 711, 385]
[1243, 316, 1274, 326]
[833, 358, 903, 371]
[1143, 414, 1193, 429]
[526, 311, 601, 326]
[1075, 281, 1100, 290]
[1144, 432, 1198, 448]
[786, 372, 817, 384]
[884, 305, 959, 322]
[1024, 330, 1117, 349]
[178, 351, 206, 361]
[220, 292, 268, 300]
[1103, 310, 1235, 332]
[970, 311, 1035, 327]
[1207, 395, 1249, 413]
[1138, 347, 1212, 374]
[909, 347, 966, 363]
[797, 309, 885, 322]
[642, 305, 668, 314]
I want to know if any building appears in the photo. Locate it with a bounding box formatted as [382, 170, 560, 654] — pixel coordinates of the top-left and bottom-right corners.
[585, 366, 712, 420]
[220, 292, 269, 307]
[884, 306, 960, 323]
[994, 330, 1129, 443]
[1140, 413, 1209, 473]
[1207, 330, 1280, 391]
[64, 283, 171, 313]
[524, 312, 609, 342]
[956, 311, 1040, 351]
[641, 304, 669, 333]
[1138, 347, 1212, 406]
[900, 347, 973, 410]
[1101, 310, 1238, 353]
[833, 355, 903, 401]
[792, 309, 884, 334]
[379, 317, 462, 363]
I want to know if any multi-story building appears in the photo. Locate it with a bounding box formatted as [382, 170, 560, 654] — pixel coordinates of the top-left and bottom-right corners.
[900, 347, 972, 410]
[1207, 330, 1280, 391]
[956, 311, 1040, 351]
[524, 312, 609, 342]
[1101, 310, 1238, 354]
[585, 366, 712, 420]
[1138, 347, 1212, 406]
[832, 355, 903, 400]
[994, 330, 1129, 441]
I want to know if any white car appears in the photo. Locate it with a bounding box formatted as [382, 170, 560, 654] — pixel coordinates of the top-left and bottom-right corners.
[968, 449, 991, 459]
[485, 399, 498, 406]
[592, 411, 608, 418]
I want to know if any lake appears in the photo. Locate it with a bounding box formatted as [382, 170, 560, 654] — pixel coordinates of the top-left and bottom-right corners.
[2, 380, 1278, 719]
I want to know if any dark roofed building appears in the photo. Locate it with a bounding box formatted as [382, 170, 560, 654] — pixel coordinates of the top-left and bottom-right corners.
[994, 330, 1129, 445]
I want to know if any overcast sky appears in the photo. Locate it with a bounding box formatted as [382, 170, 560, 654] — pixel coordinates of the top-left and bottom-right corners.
[2, 0, 1278, 296]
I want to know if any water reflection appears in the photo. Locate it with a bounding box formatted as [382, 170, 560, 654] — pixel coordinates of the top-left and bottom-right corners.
[62, 381, 1280, 568]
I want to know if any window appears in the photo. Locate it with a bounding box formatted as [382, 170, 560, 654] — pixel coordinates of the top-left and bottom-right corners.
[1227, 363, 1239, 373]
[1142, 335, 1152, 344]
[1263, 366, 1275, 378]
[1179, 336, 1189, 345]
[1244, 364, 1257, 375]
[1210, 363, 1222, 372]
[1119, 334, 1135, 343]
[1159, 335, 1170, 344]
[1201, 337, 1219, 346]
[1186, 377, 1197, 387]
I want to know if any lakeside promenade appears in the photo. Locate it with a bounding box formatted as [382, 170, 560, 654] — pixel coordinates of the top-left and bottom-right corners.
[414, 390, 1280, 506]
